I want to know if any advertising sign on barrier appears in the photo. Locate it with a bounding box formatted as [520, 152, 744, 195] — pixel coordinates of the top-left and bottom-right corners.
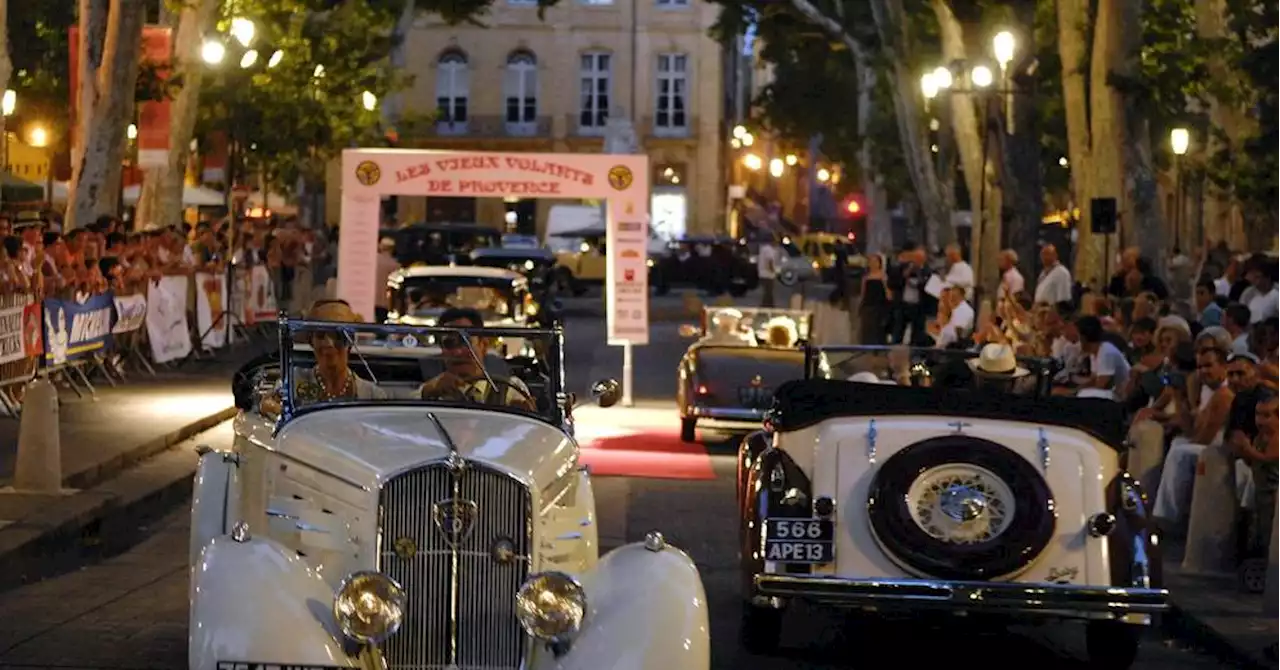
[146, 275, 193, 363]
[112, 294, 148, 334]
[196, 272, 228, 349]
[248, 265, 278, 322]
[42, 292, 116, 366]
[0, 304, 26, 364]
[23, 303, 42, 358]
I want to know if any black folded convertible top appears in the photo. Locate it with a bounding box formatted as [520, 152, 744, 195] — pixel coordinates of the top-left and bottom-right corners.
[769, 379, 1126, 450]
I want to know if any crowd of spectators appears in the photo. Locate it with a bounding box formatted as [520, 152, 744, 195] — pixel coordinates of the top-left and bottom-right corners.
[0, 213, 332, 302]
[864, 238, 1279, 582]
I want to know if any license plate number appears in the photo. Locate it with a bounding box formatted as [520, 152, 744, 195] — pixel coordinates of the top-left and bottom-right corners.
[763, 518, 835, 564]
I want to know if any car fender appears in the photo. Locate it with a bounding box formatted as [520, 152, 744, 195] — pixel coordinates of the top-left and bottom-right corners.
[189, 449, 241, 568]
[189, 535, 357, 670]
[531, 541, 709, 670]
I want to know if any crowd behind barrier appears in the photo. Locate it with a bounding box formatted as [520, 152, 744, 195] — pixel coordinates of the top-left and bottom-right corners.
[0, 213, 335, 418]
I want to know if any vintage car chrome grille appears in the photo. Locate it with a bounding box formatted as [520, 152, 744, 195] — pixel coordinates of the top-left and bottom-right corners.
[378, 463, 531, 670]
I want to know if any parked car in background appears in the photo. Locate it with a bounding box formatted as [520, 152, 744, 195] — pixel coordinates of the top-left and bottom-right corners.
[390, 223, 501, 265]
[736, 344, 1167, 669]
[190, 320, 710, 670]
[652, 236, 759, 296]
[675, 306, 811, 442]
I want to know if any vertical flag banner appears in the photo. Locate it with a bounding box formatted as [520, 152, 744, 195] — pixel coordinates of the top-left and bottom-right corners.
[137, 25, 173, 168]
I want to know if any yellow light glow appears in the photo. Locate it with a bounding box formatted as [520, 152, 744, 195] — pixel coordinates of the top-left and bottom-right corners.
[29, 125, 49, 148]
[742, 153, 763, 171]
[816, 168, 831, 183]
[769, 158, 784, 178]
[784, 154, 797, 166]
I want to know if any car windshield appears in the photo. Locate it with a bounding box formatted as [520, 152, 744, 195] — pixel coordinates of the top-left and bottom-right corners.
[394, 275, 521, 321]
[810, 345, 1056, 397]
[276, 320, 563, 423]
[700, 307, 811, 347]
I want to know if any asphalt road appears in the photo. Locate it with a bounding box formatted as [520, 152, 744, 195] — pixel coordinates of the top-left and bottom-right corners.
[0, 310, 1235, 669]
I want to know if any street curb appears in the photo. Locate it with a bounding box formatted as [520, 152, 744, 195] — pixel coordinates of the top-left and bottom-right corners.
[1162, 599, 1274, 670]
[62, 406, 237, 491]
[0, 408, 235, 592]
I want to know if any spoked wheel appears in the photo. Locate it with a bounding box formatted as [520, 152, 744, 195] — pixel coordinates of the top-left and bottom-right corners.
[680, 417, 697, 443]
[1238, 557, 1268, 593]
[1084, 621, 1141, 670]
[739, 600, 782, 654]
[777, 269, 798, 287]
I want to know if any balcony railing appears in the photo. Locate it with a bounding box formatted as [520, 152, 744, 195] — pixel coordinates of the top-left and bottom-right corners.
[424, 114, 552, 139]
[640, 115, 694, 139]
[563, 113, 699, 139]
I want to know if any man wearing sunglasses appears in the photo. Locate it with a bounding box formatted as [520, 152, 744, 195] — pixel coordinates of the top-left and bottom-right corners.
[418, 307, 535, 411]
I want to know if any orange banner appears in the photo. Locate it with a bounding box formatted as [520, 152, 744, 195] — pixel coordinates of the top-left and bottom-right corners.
[137, 25, 173, 168]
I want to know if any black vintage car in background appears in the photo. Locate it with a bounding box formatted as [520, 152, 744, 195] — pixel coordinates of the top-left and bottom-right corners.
[386, 223, 501, 265]
[652, 236, 759, 297]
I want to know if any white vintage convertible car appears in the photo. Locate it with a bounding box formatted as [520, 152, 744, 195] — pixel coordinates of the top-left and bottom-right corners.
[189, 319, 709, 670]
[736, 345, 1168, 669]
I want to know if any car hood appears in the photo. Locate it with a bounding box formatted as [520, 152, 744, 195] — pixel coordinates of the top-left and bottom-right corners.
[272, 406, 577, 495]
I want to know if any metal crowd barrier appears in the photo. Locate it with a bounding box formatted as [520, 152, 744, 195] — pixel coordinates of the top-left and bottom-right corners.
[0, 261, 312, 418]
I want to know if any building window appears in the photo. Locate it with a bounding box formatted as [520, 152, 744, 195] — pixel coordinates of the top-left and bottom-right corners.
[436, 50, 469, 132]
[581, 0, 615, 5]
[508, 0, 537, 5]
[505, 51, 538, 134]
[655, 0, 689, 6]
[579, 52, 611, 130]
[655, 53, 688, 133]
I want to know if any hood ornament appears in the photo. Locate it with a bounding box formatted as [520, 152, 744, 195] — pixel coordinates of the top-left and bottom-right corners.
[433, 498, 478, 547]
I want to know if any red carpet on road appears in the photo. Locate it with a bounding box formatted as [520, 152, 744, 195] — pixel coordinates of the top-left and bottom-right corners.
[574, 423, 716, 481]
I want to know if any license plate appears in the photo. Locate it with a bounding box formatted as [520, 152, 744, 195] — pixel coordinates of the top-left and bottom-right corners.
[738, 386, 773, 407]
[763, 518, 835, 564]
[217, 663, 352, 670]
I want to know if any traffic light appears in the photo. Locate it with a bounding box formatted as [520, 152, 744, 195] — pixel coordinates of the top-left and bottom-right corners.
[841, 196, 864, 217]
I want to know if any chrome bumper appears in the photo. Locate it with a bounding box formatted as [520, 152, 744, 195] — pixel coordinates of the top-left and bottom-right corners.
[688, 406, 765, 422]
[755, 574, 1169, 621]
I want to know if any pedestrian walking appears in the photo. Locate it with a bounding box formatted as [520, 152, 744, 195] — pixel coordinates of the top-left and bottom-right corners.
[757, 234, 781, 308]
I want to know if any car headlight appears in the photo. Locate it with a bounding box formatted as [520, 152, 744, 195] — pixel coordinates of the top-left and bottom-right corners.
[333, 571, 406, 644]
[515, 571, 587, 643]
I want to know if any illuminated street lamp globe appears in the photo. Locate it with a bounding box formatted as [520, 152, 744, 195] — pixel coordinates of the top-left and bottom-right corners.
[931, 66, 953, 91]
[993, 31, 1016, 69]
[971, 65, 994, 88]
[1170, 128, 1190, 156]
[201, 40, 226, 65]
[29, 125, 49, 148]
[362, 91, 378, 111]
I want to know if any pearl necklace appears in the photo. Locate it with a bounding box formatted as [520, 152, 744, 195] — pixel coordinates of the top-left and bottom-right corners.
[316, 369, 353, 400]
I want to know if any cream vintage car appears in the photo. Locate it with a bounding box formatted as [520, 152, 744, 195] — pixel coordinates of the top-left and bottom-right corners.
[189, 319, 709, 670]
[736, 345, 1168, 669]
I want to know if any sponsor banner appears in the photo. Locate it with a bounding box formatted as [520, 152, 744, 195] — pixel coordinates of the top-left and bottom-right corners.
[196, 271, 228, 349]
[606, 196, 651, 346]
[0, 304, 25, 365]
[23, 303, 43, 358]
[248, 265, 278, 322]
[43, 292, 116, 366]
[112, 294, 148, 334]
[146, 276, 193, 363]
[136, 25, 174, 168]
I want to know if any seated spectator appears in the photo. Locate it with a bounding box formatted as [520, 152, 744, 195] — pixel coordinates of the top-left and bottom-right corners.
[1074, 315, 1130, 399]
[1152, 346, 1234, 526]
[1127, 317, 1160, 367]
[1194, 279, 1224, 327]
[1224, 303, 1253, 355]
[1235, 389, 1278, 555]
[1241, 256, 1278, 323]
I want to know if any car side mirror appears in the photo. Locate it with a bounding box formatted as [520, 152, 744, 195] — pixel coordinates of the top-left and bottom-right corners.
[678, 323, 699, 338]
[590, 378, 622, 408]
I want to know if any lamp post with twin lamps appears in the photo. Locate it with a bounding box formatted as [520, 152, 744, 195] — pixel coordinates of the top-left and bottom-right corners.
[919, 30, 1020, 288]
[1169, 127, 1190, 250]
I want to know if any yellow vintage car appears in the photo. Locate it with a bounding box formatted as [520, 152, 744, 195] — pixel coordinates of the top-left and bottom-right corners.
[796, 232, 867, 283]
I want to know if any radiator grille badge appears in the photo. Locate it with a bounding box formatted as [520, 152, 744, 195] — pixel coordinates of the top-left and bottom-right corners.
[433, 497, 478, 547]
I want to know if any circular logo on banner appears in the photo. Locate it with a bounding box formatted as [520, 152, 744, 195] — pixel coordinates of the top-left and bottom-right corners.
[355, 160, 381, 186]
[607, 165, 633, 191]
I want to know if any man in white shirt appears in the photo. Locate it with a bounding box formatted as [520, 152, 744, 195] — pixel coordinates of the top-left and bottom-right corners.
[757, 236, 781, 308]
[935, 285, 974, 348]
[375, 237, 401, 322]
[1034, 244, 1074, 306]
[1242, 259, 1278, 324]
[942, 244, 974, 300]
[1076, 315, 1131, 399]
[998, 248, 1025, 299]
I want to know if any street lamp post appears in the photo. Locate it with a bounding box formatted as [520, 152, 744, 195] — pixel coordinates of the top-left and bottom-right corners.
[920, 31, 1021, 292]
[1, 90, 16, 184]
[1170, 127, 1190, 250]
[28, 124, 53, 209]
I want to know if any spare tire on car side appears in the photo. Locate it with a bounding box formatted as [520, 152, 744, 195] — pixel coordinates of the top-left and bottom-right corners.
[866, 436, 1057, 581]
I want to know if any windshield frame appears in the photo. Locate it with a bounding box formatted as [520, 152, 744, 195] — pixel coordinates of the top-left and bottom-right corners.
[275, 316, 566, 430]
[803, 344, 1059, 397]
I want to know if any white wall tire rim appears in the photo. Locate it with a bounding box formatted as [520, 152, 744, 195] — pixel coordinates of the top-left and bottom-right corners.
[905, 463, 1016, 544]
